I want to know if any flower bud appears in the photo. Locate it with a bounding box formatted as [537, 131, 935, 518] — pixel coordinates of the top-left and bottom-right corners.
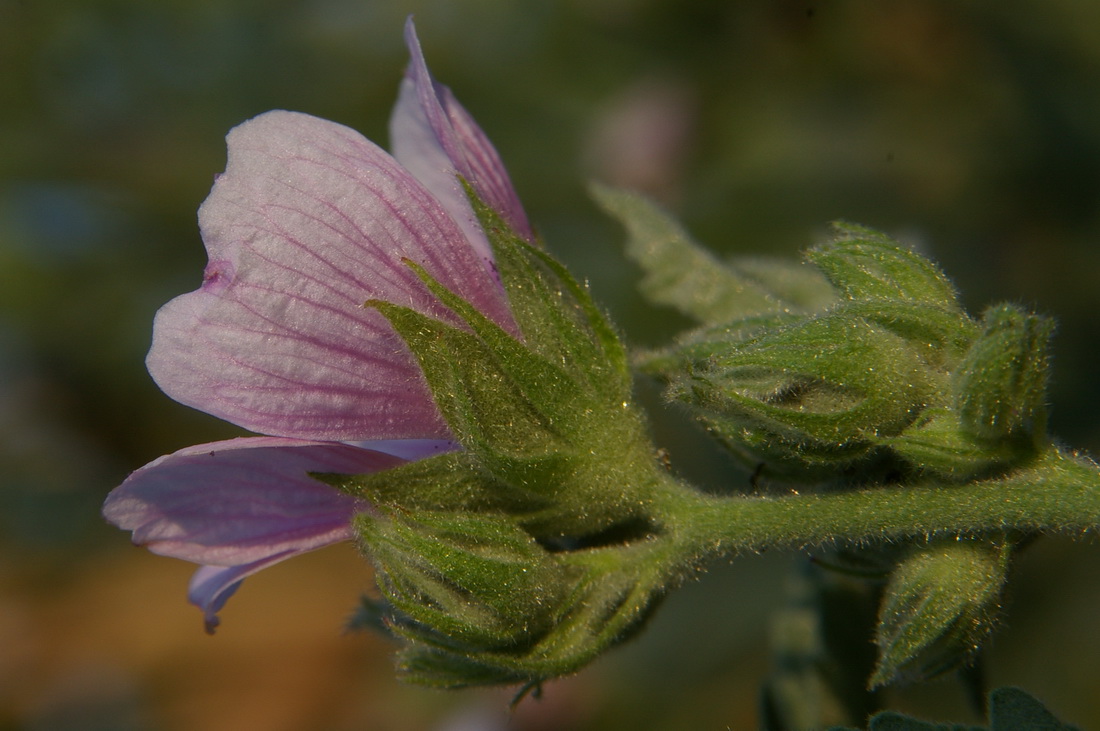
[663, 306, 944, 479]
[357, 507, 571, 651]
[954, 303, 1053, 448]
[871, 540, 1009, 688]
[362, 513, 672, 688]
[638, 225, 984, 482]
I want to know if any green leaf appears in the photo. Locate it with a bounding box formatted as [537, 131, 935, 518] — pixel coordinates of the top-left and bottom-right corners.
[869, 713, 980, 730]
[988, 687, 1078, 730]
[729, 255, 837, 312]
[826, 687, 1075, 731]
[762, 556, 883, 731]
[591, 183, 788, 323]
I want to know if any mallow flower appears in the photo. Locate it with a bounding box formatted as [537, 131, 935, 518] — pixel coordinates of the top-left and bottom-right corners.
[103, 19, 531, 632]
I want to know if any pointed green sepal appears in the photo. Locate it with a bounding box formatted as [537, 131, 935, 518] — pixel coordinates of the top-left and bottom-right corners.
[886, 408, 1017, 481]
[316, 451, 553, 518]
[809, 224, 961, 308]
[367, 297, 573, 492]
[469, 181, 630, 401]
[636, 311, 805, 377]
[366, 188, 667, 539]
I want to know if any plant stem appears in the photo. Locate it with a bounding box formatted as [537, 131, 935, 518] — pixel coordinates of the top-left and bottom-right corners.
[657, 446, 1100, 560]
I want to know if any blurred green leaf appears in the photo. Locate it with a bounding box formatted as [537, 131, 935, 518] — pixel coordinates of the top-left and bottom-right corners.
[826, 686, 1076, 730]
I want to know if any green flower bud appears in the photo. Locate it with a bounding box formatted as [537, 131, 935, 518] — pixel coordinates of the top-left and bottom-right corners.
[871, 540, 1009, 688]
[955, 303, 1053, 448]
[333, 438, 677, 689]
[357, 507, 572, 651]
[637, 224, 984, 482]
[664, 306, 947, 479]
[366, 522, 672, 688]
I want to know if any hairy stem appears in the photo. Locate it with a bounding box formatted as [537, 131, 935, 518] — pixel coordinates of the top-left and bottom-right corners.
[658, 447, 1100, 560]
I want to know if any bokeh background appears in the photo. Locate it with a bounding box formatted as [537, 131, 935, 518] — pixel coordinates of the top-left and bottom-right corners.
[2, 1, 1099, 729]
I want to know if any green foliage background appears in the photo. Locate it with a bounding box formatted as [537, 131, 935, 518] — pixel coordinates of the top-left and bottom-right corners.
[1, 1, 1098, 729]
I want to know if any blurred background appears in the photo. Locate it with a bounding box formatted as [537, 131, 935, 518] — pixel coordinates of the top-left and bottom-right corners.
[2, 0, 1099, 728]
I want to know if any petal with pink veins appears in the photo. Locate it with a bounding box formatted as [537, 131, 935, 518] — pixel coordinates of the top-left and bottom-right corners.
[146, 110, 517, 442]
[390, 17, 533, 262]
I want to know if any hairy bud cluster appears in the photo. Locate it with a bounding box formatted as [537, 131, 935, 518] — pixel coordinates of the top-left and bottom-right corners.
[640, 224, 1052, 484]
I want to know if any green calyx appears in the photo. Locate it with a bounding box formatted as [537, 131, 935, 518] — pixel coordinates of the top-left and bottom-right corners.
[330, 452, 679, 688]
[366, 200, 662, 538]
[368, 517, 674, 688]
[358, 507, 570, 651]
[954, 303, 1053, 448]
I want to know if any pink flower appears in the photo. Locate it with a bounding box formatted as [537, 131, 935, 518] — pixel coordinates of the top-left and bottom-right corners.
[103, 19, 528, 632]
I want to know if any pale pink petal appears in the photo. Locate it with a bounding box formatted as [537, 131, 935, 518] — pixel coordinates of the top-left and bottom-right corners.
[146, 110, 516, 441]
[390, 17, 533, 263]
[102, 436, 399, 565]
[189, 561, 287, 633]
[344, 438, 458, 461]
